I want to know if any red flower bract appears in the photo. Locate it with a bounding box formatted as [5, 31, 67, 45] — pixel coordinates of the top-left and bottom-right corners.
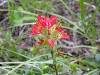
[47, 39, 55, 48]
[60, 33, 69, 40]
[38, 14, 57, 29]
[55, 26, 69, 40]
[55, 26, 62, 32]
[38, 40, 45, 45]
[30, 24, 43, 35]
[38, 39, 55, 48]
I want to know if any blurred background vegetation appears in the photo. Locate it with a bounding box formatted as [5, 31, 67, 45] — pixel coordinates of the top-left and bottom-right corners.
[0, 0, 100, 75]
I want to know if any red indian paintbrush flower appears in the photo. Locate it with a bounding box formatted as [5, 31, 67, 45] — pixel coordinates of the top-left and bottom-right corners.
[30, 14, 57, 36]
[30, 14, 69, 48]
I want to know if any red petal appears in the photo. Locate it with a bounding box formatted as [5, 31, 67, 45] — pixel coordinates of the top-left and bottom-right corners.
[47, 29, 51, 36]
[38, 14, 47, 28]
[47, 40, 55, 48]
[38, 14, 57, 29]
[60, 33, 69, 40]
[38, 14, 42, 21]
[38, 40, 45, 45]
[30, 24, 43, 35]
[55, 26, 62, 32]
[49, 16, 57, 28]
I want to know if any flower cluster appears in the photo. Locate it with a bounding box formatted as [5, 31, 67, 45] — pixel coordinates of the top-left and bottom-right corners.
[30, 14, 69, 48]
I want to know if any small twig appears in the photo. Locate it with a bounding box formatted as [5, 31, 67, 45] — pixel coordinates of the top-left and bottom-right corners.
[62, 40, 74, 46]
[70, 60, 78, 64]
[20, 22, 36, 26]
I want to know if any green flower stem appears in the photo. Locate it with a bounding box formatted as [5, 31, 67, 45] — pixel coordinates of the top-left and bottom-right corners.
[51, 47, 58, 75]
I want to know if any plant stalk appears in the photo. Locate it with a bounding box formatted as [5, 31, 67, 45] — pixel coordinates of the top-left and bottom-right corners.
[51, 49, 58, 75]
